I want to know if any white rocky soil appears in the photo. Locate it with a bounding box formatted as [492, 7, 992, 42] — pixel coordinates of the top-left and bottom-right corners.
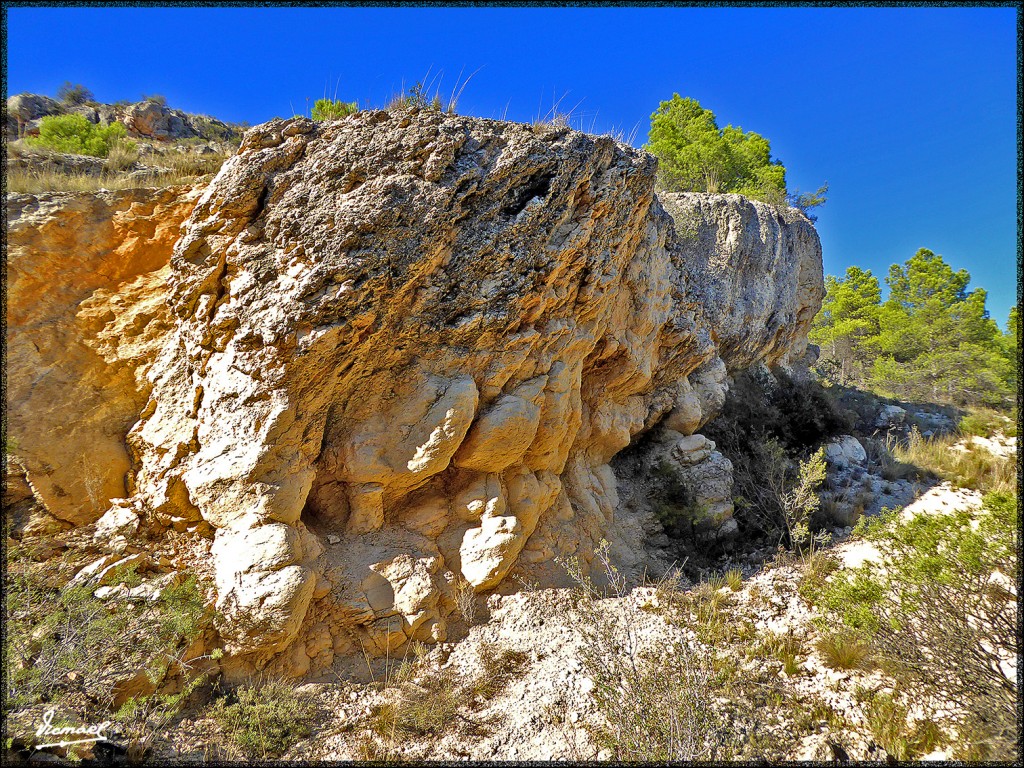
[150, 436, 1013, 762]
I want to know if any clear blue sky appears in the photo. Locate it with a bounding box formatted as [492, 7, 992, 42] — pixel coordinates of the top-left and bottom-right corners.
[6, 5, 1019, 326]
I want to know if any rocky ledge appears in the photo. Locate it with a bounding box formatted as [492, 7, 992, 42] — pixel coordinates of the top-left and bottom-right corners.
[5, 109, 822, 678]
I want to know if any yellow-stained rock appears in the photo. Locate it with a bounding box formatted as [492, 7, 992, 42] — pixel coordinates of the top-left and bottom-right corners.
[5, 186, 203, 525]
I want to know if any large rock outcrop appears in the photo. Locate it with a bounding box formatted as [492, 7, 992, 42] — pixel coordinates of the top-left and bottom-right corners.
[5, 110, 823, 673]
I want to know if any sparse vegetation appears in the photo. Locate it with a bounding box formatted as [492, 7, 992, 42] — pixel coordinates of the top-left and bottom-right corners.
[470, 643, 530, 701]
[702, 367, 852, 545]
[388, 80, 444, 112]
[452, 576, 478, 623]
[311, 97, 358, 121]
[7, 141, 233, 193]
[104, 138, 140, 172]
[864, 435, 924, 482]
[5, 539, 210, 716]
[57, 81, 95, 106]
[958, 407, 1013, 437]
[797, 549, 840, 604]
[25, 113, 134, 158]
[370, 668, 463, 738]
[4, 534, 216, 760]
[863, 691, 946, 761]
[559, 542, 728, 761]
[361, 640, 527, 757]
[889, 426, 1015, 494]
[211, 679, 318, 759]
[817, 492, 1017, 760]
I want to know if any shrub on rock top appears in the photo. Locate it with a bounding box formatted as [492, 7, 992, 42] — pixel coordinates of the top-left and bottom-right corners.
[311, 98, 358, 121]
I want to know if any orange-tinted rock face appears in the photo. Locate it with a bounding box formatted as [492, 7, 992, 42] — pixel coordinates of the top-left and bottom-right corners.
[5, 185, 204, 525]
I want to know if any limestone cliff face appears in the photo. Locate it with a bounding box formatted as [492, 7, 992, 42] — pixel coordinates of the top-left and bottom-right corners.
[4, 110, 823, 672]
[5, 186, 203, 528]
[659, 192, 823, 372]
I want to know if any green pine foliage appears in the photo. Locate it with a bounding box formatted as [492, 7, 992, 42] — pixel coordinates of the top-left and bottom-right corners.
[810, 248, 1015, 408]
[646, 94, 815, 210]
[25, 113, 134, 158]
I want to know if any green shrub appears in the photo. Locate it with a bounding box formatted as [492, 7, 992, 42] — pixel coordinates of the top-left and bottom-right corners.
[310, 97, 358, 121]
[5, 539, 211, 717]
[26, 113, 134, 158]
[818, 493, 1017, 759]
[958, 408, 1011, 438]
[212, 680, 317, 759]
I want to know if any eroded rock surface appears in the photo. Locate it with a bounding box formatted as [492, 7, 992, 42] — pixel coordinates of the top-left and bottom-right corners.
[5, 110, 823, 672]
[5, 186, 204, 527]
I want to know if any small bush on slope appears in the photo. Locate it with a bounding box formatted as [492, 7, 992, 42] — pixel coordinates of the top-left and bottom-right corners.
[5, 542, 210, 717]
[26, 113, 134, 158]
[311, 97, 358, 120]
[815, 492, 1017, 760]
[57, 81, 94, 106]
[211, 680, 317, 759]
[558, 543, 726, 761]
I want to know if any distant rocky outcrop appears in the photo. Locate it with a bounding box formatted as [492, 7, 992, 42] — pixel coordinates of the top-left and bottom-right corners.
[5, 109, 823, 677]
[5, 92, 242, 143]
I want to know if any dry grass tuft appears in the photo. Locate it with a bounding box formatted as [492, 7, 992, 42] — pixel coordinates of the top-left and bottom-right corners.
[7, 145, 232, 193]
[724, 568, 744, 592]
[815, 631, 871, 670]
[470, 643, 531, 701]
[889, 428, 1015, 494]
